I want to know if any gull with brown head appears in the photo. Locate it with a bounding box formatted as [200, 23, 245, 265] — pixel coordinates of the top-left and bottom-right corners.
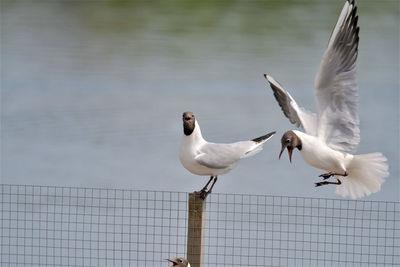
[265, 0, 389, 199]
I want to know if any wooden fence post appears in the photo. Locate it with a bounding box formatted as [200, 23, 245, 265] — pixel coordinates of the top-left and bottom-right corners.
[186, 192, 206, 267]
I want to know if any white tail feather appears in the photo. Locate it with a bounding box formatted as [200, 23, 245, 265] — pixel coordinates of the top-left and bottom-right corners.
[335, 153, 389, 199]
[241, 143, 264, 159]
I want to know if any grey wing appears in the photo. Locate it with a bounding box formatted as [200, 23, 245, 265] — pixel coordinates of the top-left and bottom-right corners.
[265, 74, 317, 136]
[195, 141, 255, 169]
[314, 0, 360, 153]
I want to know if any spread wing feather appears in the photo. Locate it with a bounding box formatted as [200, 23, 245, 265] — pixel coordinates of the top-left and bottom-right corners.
[314, 0, 360, 152]
[266, 1, 360, 153]
[265, 74, 317, 136]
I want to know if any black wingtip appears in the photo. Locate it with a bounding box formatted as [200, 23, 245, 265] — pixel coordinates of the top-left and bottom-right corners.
[348, 0, 355, 6]
[354, 16, 359, 27]
[264, 75, 280, 93]
[264, 74, 278, 89]
[352, 6, 357, 17]
[252, 131, 276, 143]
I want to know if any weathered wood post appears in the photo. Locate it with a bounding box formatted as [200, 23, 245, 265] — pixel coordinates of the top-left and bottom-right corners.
[186, 192, 206, 267]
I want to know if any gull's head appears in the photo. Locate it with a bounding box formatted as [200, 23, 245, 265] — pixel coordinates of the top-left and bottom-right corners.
[182, 111, 195, 136]
[166, 257, 191, 267]
[279, 131, 302, 163]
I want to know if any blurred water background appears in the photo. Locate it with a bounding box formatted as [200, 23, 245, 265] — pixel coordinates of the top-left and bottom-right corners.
[1, 0, 398, 201]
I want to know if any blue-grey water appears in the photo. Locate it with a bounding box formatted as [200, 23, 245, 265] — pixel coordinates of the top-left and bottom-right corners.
[1, 0, 399, 201]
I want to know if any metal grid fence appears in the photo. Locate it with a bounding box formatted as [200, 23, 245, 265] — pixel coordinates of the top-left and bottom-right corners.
[205, 194, 399, 267]
[1, 184, 399, 267]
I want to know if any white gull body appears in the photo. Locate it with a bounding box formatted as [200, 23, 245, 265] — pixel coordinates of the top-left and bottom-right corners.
[293, 130, 354, 174]
[265, 0, 389, 199]
[180, 121, 272, 176]
[179, 112, 275, 197]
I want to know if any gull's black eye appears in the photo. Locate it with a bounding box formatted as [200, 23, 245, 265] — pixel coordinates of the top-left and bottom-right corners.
[286, 139, 291, 143]
[179, 259, 183, 263]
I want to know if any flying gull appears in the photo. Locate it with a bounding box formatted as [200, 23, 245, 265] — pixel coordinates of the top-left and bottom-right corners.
[264, 0, 389, 199]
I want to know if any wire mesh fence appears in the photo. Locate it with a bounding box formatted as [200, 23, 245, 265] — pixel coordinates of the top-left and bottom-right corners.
[1, 184, 399, 267]
[205, 194, 399, 267]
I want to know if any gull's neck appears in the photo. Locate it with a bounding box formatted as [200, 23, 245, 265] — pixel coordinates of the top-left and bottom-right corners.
[184, 120, 206, 145]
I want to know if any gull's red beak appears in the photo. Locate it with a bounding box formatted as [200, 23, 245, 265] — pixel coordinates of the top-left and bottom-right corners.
[279, 145, 293, 163]
[288, 148, 293, 163]
[279, 146, 285, 160]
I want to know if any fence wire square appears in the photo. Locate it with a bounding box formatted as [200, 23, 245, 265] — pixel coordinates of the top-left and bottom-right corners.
[1, 184, 399, 267]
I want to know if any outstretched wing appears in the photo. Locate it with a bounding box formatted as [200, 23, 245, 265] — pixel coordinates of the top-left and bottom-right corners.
[314, 0, 360, 153]
[265, 74, 317, 136]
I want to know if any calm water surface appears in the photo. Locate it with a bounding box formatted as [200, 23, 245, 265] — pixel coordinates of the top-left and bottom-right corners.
[1, 0, 399, 201]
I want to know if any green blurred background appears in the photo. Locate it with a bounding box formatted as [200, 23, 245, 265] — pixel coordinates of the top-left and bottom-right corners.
[1, 0, 398, 200]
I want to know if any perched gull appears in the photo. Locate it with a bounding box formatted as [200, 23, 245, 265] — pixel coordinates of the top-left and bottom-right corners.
[264, 0, 389, 199]
[180, 111, 275, 199]
[166, 257, 191, 267]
